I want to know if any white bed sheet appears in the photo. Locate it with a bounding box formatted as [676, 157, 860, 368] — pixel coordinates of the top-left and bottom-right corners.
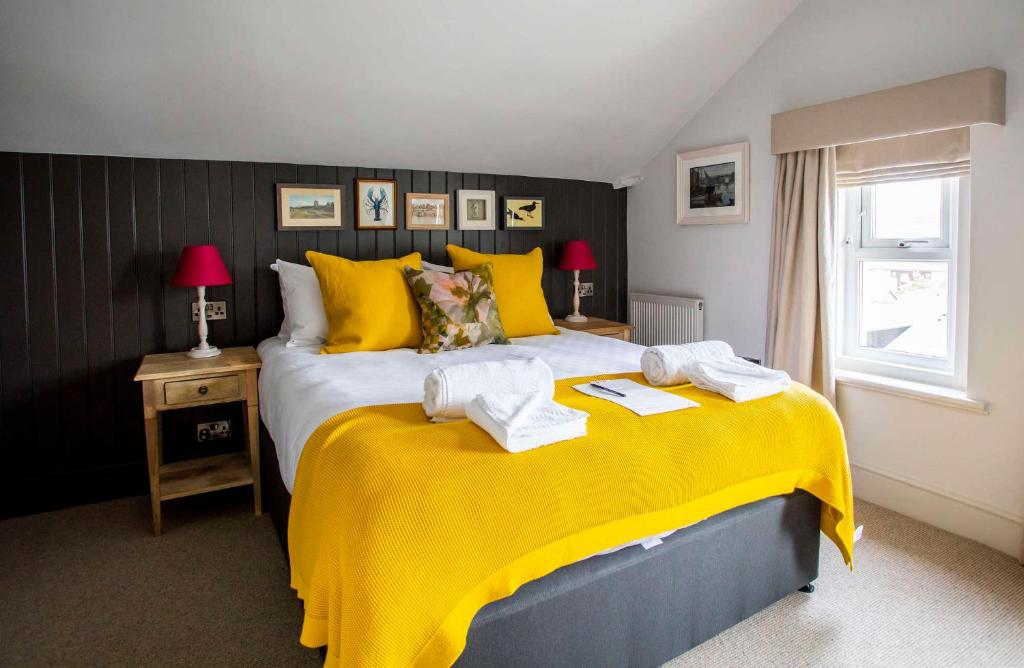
[258, 326, 644, 492]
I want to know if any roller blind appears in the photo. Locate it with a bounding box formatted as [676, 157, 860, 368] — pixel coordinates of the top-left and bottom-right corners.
[836, 127, 969, 187]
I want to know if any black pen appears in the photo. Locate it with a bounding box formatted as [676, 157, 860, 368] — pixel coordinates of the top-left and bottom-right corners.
[590, 382, 627, 398]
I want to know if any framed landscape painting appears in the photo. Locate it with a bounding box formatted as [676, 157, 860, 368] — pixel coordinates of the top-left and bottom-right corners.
[356, 178, 398, 230]
[276, 184, 344, 231]
[676, 141, 749, 225]
[503, 196, 544, 230]
[406, 193, 450, 230]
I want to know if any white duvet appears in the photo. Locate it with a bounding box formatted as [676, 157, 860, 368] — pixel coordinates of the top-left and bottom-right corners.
[258, 326, 644, 492]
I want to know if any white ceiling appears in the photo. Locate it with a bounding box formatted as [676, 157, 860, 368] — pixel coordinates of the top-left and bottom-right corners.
[0, 0, 801, 183]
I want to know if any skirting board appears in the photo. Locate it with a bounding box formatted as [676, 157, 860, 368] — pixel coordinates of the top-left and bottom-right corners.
[851, 462, 1023, 560]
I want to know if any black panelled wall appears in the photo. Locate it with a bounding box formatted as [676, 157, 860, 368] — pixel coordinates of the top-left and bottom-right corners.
[0, 153, 627, 517]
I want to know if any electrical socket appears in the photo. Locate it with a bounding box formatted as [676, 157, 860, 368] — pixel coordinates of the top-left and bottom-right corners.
[197, 420, 231, 442]
[192, 301, 227, 321]
[579, 282, 594, 297]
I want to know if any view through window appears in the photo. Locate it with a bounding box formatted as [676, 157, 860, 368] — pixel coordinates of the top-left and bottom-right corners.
[839, 176, 966, 386]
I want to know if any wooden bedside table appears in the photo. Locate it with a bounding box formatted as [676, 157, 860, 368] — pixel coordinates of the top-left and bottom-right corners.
[555, 317, 635, 342]
[134, 346, 262, 536]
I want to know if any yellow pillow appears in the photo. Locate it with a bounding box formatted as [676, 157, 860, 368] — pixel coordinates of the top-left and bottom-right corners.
[446, 245, 557, 338]
[306, 251, 422, 353]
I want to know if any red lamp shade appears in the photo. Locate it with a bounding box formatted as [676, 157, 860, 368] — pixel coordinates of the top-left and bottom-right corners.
[171, 245, 232, 287]
[558, 240, 597, 271]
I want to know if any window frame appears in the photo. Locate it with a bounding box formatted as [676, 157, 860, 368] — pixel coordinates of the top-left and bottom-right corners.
[837, 175, 970, 389]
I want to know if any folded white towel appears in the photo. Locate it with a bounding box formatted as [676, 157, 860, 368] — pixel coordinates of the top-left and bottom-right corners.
[640, 341, 734, 386]
[423, 358, 555, 421]
[467, 392, 588, 453]
[688, 357, 791, 402]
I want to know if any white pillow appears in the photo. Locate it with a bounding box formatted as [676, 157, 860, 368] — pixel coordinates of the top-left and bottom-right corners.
[270, 259, 328, 347]
[421, 260, 454, 274]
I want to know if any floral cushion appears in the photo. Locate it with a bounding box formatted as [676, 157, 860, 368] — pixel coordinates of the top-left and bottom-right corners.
[404, 263, 509, 353]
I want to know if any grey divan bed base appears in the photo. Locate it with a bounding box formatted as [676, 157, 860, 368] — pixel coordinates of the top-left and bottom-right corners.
[260, 423, 820, 667]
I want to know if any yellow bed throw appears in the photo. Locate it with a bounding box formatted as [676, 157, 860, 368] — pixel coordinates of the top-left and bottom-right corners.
[289, 373, 855, 668]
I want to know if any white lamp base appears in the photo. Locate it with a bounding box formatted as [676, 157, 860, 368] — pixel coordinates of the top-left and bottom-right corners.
[566, 269, 589, 323]
[188, 345, 221, 359]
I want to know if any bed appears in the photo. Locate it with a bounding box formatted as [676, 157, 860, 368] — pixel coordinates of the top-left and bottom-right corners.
[257, 328, 852, 667]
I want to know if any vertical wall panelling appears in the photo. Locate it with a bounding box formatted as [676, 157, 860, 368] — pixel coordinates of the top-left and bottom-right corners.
[107, 157, 142, 463]
[0, 151, 626, 517]
[22, 154, 61, 479]
[0, 155, 30, 482]
[394, 170, 413, 257]
[253, 162, 278, 339]
[411, 170, 430, 259]
[81, 155, 116, 470]
[229, 162, 256, 344]
[133, 159, 164, 354]
[51, 155, 88, 465]
[315, 165, 339, 257]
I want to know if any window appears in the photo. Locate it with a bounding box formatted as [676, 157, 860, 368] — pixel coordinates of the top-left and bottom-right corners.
[838, 176, 969, 387]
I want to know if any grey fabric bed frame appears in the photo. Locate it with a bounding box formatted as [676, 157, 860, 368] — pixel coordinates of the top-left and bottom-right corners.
[260, 424, 820, 667]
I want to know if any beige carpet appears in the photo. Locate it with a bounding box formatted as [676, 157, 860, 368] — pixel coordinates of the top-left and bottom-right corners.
[1, 493, 1022, 667]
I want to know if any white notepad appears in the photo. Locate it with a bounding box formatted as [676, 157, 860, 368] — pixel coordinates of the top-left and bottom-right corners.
[573, 379, 699, 416]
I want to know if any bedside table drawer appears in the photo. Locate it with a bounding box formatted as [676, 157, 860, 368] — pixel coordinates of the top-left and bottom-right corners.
[164, 374, 241, 406]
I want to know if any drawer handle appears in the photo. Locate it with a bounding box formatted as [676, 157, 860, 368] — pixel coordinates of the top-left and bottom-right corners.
[198, 385, 209, 395]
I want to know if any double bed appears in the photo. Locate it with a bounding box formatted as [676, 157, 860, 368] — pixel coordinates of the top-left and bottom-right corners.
[257, 328, 852, 667]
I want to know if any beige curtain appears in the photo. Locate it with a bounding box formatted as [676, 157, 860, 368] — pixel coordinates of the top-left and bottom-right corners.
[766, 147, 838, 403]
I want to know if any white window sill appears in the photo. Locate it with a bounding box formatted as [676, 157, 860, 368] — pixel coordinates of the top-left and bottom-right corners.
[836, 370, 988, 414]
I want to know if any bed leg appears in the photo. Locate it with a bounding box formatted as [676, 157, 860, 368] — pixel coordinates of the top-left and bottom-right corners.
[799, 583, 816, 593]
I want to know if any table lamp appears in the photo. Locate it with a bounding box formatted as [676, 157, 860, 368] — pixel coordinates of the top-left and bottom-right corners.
[558, 239, 597, 323]
[172, 244, 232, 358]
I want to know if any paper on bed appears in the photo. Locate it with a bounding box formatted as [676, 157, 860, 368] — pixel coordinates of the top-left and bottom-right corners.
[573, 379, 699, 416]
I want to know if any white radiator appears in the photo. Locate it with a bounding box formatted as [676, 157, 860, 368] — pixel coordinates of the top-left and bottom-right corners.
[628, 293, 704, 346]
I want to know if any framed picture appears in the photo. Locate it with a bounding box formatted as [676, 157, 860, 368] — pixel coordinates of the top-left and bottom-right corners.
[405, 193, 450, 230]
[503, 196, 544, 230]
[676, 141, 749, 225]
[356, 178, 398, 230]
[457, 190, 496, 230]
[276, 183, 344, 231]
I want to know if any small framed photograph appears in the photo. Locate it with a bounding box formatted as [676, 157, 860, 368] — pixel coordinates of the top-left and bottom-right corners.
[457, 190, 496, 230]
[276, 184, 344, 231]
[356, 178, 398, 230]
[676, 141, 749, 225]
[405, 193, 450, 230]
[503, 196, 544, 230]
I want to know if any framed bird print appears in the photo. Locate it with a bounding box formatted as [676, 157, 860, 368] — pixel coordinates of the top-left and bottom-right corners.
[356, 178, 398, 230]
[503, 196, 544, 230]
[457, 190, 496, 230]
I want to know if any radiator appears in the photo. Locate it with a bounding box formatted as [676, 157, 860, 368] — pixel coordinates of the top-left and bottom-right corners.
[628, 293, 704, 346]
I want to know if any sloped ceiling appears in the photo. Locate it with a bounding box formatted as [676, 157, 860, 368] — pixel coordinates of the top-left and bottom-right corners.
[0, 0, 801, 183]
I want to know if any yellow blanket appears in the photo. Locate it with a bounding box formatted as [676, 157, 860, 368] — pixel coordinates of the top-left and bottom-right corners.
[289, 373, 854, 668]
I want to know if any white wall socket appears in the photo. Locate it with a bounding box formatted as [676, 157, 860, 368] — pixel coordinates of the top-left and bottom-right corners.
[579, 282, 594, 297]
[191, 301, 227, 321]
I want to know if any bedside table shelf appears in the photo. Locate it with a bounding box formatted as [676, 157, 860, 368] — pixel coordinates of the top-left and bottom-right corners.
[555, 317, 634, 342]
[135, 346, 262, 535]
[159, 451, 253, 501]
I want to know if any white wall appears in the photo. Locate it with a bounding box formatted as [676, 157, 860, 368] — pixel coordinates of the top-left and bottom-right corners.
[628, 0, 1024, 556]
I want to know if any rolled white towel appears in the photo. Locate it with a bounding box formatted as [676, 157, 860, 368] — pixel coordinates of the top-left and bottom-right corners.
[467, 392, 588, 453]
[640, 341, 734, 386]
[688, 357, 791, 402]
[423, 358, 555, 421]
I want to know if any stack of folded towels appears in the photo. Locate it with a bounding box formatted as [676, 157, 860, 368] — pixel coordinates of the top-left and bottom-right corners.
[423, 358, 588, 452]
[640, 341, 791, 402]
